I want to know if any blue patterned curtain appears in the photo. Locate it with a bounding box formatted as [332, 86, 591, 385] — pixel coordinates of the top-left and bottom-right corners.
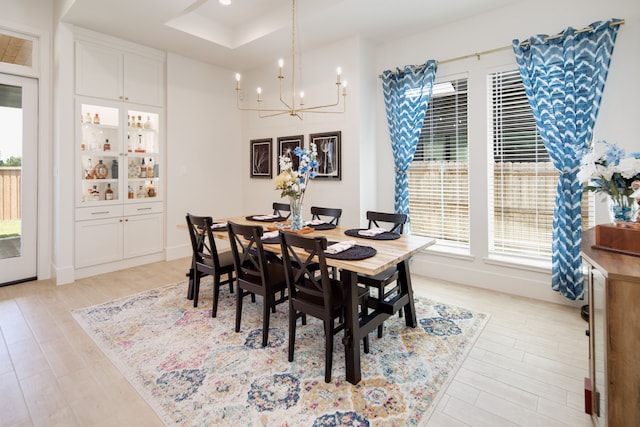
[382, 61, 437, 217]
[513, 20, 619, 300]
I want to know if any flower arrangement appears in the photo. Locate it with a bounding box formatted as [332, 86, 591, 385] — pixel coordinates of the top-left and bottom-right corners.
[578, 140, 640, 221]
[275, 143, 319, 201]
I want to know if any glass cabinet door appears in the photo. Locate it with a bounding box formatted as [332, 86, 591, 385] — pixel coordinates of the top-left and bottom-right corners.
[125, 108, 160, 201]
[79, 103, 120, 204]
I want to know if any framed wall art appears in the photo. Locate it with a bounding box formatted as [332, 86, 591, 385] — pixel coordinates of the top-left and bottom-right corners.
[277, 135, 304, 174]
[250, 138, 272, 178]
[310, 131, 341, 180]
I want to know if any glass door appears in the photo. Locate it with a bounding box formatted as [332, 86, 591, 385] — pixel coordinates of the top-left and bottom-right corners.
[0, 74, 37, 285]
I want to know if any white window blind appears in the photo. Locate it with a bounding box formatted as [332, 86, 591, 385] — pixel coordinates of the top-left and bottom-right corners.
[408, 78, 469, 247]
[488, 70, 593, 260]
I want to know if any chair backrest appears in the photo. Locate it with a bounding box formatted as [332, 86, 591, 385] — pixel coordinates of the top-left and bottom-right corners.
[366, 211, 408, 234]
[185, 213, 223, 270]
[310, 206, 342, 225]
[279, 231, 334, 312]
[227, 221, 271, 286]
[273, 202, 291, 219]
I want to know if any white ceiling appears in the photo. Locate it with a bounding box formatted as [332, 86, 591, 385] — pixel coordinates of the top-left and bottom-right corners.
[61, 0, 523, 71]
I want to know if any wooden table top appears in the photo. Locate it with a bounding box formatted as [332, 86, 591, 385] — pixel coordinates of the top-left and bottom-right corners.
[180, 215, 435, 276]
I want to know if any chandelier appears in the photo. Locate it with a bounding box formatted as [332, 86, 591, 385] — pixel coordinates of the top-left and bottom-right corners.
[234, 0, 347, 119]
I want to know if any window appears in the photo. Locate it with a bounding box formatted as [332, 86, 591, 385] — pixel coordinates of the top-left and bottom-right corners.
[408, 78, 469, 248]
[488, 70, 592, 260]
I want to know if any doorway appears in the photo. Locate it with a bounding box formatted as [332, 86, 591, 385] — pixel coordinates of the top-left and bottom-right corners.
[0, 74, 38, 285]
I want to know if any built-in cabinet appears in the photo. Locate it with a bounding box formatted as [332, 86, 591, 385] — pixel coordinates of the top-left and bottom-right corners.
[582, 228, 640, 426]
[74, 29, 165, 272]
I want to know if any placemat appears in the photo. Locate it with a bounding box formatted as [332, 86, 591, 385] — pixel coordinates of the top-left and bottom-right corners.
[322, 241, 377, 260]
[309, 223, 336, 230]
[344, 228, 401, 240]
[210, 223, 228, 232]
[245, 215, 287, 222]
[261, 236, 280, 245]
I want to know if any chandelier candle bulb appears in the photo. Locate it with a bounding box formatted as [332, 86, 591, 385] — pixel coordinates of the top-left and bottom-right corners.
[235, 73, 241, 90]
[257, 87, 262, 102]
[278, 59, 284, 78]
[336, 67, 342, 84]
[342, 81, 348, 96]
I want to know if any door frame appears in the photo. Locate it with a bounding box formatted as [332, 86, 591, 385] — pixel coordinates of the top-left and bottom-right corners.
[0, 73, 38, 285]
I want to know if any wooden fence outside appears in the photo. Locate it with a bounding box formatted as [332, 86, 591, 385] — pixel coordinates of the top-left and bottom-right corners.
[0, 167, 21, 220]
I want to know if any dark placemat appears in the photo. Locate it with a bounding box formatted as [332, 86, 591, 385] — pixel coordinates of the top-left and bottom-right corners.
[309, 223, 336, 230]
[344, 228, 401, 240]
[261, 237, 280, 245]
[246, 215, 287, 222]
[324, 242, 377, 260]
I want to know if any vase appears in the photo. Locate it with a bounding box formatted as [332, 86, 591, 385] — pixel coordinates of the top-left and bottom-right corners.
[608, 196, 639, 223]
[289, 196, 304, 231]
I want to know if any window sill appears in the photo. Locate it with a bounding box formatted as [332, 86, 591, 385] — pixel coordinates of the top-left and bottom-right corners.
[423, 244, 474, 262]
[484, 254, 552, 274]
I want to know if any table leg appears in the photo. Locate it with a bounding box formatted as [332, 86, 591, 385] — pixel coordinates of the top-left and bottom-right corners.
[397, 260, 417, 328]
[342, 270, 361, 385]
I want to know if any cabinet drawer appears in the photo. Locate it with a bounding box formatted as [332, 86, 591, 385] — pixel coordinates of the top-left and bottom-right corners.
[76, 205, 123, 221]
[124, 202, 163, 216]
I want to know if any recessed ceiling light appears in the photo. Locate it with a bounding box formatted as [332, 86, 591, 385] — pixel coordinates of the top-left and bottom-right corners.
[219, 0, 231, 5]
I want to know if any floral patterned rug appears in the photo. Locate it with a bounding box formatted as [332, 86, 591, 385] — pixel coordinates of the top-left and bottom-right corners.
[72, 279, 488, 426]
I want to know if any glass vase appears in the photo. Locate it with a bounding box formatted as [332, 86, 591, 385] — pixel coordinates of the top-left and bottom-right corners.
[289, 196, 304, 231]
[609, 196, 638, 223]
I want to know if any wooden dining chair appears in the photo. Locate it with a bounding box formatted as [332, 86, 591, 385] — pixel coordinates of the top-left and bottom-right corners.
[280, 231, 370, 383]
[273, 202, 291, 219]
[310, 206, 342, 225]
[227, 221, 289, 347]
[185, 213, 235, 317]
[357, 211, 408, 338]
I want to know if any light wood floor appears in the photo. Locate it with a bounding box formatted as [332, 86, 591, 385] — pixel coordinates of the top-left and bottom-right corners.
[0, 258, 593, 427]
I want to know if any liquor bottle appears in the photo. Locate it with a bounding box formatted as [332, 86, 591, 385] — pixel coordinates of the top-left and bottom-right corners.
[137, 185, 146, 198]
[146, 158, 154, 178]
[93, 160, 108, 179]
[131, 115, 137, 128]
[143, 116, 152, 129]
[147, 184, 156, 197]
[128, 185, 134, 199]
[127, 134, 132, 152]
[85, 158, 94, 179]
[84, 112, 91, 124]
[103, 138, 111, 151]
[137, 134, 144, 152]
[140, 158, 147, 178]
[153, 162, 159, 178]
[91, 185, 100, 201]
[105, 183, 113, 200]
[93, 113, 100, 124]
[137, 115, 142, 128]
[111, 159, 118, 179]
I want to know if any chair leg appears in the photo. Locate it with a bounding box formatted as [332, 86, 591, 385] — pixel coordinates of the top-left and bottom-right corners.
[363, 335, 370, 354]
[262, 301, 270, 347]
[212, 276, 220, 318]
[288, 307, 296, 362]
[228, 272, 234, 293]
[324, 319, 334, 383]
[192, 273, 201, 308]
[235, 290, 243, 333]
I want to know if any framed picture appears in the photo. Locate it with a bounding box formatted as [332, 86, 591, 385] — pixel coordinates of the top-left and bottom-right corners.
[310, 131, 341, 180]
[277, 135, 304, 174]
[250, 138, 272, 178]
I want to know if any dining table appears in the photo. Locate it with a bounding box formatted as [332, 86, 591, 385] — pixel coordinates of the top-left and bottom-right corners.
[179, 214, 435, 384]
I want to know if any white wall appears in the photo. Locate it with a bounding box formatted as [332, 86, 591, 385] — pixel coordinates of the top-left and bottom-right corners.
[374, 0, 640, 305]
[237, 37, 373, 229]
[165, 53, 244, 260]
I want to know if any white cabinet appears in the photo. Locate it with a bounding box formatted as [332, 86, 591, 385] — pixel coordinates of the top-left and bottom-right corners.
[75, 30, 164, 106]
[75, 203, 163, 268]
[74, 29, 166, 275]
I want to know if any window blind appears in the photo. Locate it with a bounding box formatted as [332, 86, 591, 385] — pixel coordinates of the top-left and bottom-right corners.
[488, 70, 593, 259]
[409, 78, 469, 247]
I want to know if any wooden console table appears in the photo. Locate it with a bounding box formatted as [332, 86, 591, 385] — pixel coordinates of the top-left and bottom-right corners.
[581, 227, 640, 426]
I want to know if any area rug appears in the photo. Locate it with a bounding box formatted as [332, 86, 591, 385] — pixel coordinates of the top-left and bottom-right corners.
[72, 279, 488, 426]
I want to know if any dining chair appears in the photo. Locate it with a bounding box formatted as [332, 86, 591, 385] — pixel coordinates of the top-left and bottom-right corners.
[273, 202, 291, 219]
[185, 213, 235, 317]
[310, 206, 342, 225]
[227, 221, 289, 347]
[357, 211, 408, 338]
[279, 231, 370, 383]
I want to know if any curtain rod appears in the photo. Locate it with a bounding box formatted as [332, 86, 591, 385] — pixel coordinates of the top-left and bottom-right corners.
[378, 19, 624, 78]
